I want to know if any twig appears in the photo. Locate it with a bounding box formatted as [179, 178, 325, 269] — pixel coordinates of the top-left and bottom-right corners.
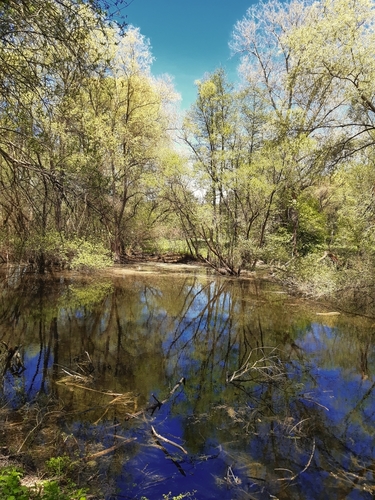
[152, 438, 186, 476]
[227, 348, 284, 383]
[93, 394, 134, 424]
[225, 465, 241, 484]
[289, 418, 311, 434]
[277, 438, 316, 481]
[59, 368, 86, 380]
[152, 394, 162, 405]
[17, 410, 61, 453]
[300, 396, 329, 412]
[56, 380, 124, 397]
[166, 377, 186, 399]
[85, 351, 93, 363]
[18, 420, 43, 453]
[85, 438, 136, 461]
[151, 425, 188, 455]
[147, 377, 186, 414]
[124, 377, 186, 420]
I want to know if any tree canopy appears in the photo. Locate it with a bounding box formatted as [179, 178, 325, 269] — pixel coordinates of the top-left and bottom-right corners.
[1, 0, 375, 300]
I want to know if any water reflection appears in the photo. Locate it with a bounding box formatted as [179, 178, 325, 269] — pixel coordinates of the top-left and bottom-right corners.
[0, 264, 374, 499]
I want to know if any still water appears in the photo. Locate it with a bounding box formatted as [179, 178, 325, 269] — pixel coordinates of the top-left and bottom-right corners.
[0, 263, 375, 499]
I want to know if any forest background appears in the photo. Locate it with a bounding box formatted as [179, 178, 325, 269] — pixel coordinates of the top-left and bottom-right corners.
[1, 0, 375, 304]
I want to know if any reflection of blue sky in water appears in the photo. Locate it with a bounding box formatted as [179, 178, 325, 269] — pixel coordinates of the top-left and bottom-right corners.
[118, 321, 375, 499]
[291, 324, 375, 499]
[2, 280, 375, 499]
[115, 415, 236, 500]
[162, 282, 233, 378]
[2, 347, 53, 405]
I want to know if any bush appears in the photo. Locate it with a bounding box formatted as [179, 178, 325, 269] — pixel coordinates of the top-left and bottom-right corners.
[0, 467, 28, 500]
[68, 239, 113, 271]
[0, 465, 87, 500]
[282, 253, 339, 298]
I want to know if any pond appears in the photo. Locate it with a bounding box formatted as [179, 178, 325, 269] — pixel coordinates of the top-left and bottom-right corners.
[0, 263, 374, 499]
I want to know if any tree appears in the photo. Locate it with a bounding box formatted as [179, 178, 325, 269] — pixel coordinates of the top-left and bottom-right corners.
[229, 0, 353, 256]
[0, 0, 116, 269]
[178, 69, 285, 273]
[179, 69, 244, 274]
[78, 27, 180, 259]
[284, 0, 375, 157]
[0, 1, 181, 268]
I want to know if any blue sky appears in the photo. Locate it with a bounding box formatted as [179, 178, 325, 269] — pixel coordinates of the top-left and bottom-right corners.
[123, 0, 252, 109]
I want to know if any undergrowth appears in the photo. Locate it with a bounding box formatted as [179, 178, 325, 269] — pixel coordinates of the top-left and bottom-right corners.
[0, 464, 87, 500]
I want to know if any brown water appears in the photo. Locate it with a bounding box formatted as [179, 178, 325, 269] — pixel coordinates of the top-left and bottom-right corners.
[0, 263, 374, 499]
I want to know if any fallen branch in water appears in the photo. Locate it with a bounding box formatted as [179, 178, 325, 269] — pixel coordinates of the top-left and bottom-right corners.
[126, 377, 186, 420]
[166, 377, 186, 399]
[85, 437, 136, 461]
[224, 465, 241, 485]
[57, 379, 124, 397]
[17, 409, 62, 453]
[94, 393, 135, 424]
[277, 438, 316, 481]
[226, 347, 285, 383]
[76, 351, 95, 375]
[300, 395, 329, 412]
[151, 435, 186, 476]
[56, 364, 93, 385]
[148, 377, 186, 414]
[151, 425, 188, 455]
[288, 417, 311, 435]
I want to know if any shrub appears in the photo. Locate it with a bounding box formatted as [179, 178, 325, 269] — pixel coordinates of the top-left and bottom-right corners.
[282, 253, 339, 298]
[67, 239, 113, 271]
[0, 465, 87, 500]
[0, 467, 28, 500]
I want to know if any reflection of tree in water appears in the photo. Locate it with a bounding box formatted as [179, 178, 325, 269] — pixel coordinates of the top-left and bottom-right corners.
[0, 270, 374, 498]
[207, 354, 375, 497]
[165, 280, 234, 393]
[159, 278, 375, 498]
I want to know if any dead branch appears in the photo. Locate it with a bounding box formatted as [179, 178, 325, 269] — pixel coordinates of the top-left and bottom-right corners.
[151, 425, 188, 455]
[226, 347, 285, 383]
[289, 418, 311, 435]
[17, 409, 62, 453]
[75, 351, 95, 375]
[167, 377, 186, 399]
[145, 377, 186, 415]
[224, 465, 241, 485]
[300, 395, 329, 412]
[85, 438, 136, 461]
[277, 438, 316, 481]
[59, 368, 88, 381]
[93, 394, 135, 424]
[57, 379, 124, 397]
[151, 436, 186, 476]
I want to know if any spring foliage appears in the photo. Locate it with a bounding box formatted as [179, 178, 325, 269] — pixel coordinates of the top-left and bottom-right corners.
[1, 0, 375, 296]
